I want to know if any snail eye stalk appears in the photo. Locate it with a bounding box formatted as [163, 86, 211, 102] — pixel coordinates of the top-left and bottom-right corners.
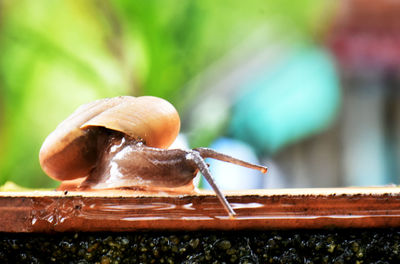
[188, 148, 268, 217]
[194, 148, 268, 174]
[185, 151, 236, 217]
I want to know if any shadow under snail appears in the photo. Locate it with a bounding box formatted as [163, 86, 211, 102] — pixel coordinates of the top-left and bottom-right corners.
[39, 96, 267, 217]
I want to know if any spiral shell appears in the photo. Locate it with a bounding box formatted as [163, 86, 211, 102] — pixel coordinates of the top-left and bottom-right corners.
[39, 96, 180, 181]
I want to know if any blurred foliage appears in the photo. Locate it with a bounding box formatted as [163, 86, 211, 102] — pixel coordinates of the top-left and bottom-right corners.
[0, 0, 332, 188]
[0, 1, 129, 187]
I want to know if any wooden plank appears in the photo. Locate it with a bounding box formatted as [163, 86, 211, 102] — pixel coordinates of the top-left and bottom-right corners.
[1, 187, 400, 232]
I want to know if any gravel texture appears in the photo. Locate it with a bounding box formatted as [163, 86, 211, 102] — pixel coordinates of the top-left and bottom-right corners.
[1, 229, 400, 263]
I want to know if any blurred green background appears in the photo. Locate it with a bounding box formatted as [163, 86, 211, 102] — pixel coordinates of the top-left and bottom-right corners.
[1, 0, 399, 189]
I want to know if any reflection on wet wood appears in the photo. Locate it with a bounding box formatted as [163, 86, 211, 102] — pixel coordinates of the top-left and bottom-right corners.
[1, 187, 400, 232]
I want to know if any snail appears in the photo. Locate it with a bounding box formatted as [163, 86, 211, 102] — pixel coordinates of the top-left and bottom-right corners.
[39, 96, 267, 217]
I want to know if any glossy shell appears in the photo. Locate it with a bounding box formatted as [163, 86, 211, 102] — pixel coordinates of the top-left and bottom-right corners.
[39, 96, 180, 181]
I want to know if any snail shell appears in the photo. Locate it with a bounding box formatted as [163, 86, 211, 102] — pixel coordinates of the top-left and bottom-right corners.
[39, 96, 180, 182]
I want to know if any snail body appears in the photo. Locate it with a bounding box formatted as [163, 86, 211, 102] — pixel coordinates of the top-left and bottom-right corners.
[81, 136, 197, 190]
[39, 96, 267, 216]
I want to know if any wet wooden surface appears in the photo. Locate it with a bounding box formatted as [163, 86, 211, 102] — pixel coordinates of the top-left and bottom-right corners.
[1, 187, 400, 232]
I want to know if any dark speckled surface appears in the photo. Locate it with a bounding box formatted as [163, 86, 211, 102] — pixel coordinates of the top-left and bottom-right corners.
[1, 229, 400, 263]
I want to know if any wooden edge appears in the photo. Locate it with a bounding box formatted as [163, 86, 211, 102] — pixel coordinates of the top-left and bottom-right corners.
[0, 187, 400, 233]
[1, 186, 399, 197]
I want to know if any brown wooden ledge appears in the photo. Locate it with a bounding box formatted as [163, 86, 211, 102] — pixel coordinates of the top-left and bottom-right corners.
[1, 187, 400, 232]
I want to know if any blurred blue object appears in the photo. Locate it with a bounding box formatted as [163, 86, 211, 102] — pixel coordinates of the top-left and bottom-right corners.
[229, 46, 340, 154]
[201, 137, 264, 190]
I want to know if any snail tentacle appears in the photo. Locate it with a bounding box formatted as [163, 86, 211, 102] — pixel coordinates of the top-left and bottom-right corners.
[185, 150, 236, 217]
[193, 147, 268, 174]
